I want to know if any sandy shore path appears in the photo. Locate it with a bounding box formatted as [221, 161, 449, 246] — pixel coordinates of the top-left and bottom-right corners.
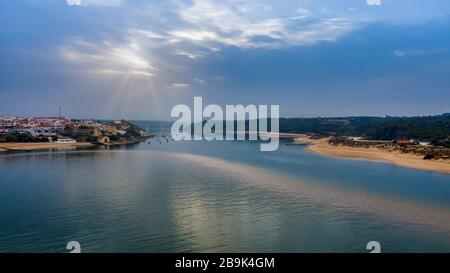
[0, 142, 94, 152]
[298, 137, 450, 174]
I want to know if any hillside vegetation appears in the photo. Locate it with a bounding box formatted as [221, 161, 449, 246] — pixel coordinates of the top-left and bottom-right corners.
[279, 113, 450, 147]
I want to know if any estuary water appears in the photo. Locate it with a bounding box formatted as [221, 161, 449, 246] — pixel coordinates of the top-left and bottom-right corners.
[1, 138, 450, 252]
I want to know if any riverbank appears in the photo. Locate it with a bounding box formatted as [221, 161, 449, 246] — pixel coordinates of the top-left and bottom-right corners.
[0, 137, 150, 153]
[292, 135, 450, 174]
[0, 142, 95, 152]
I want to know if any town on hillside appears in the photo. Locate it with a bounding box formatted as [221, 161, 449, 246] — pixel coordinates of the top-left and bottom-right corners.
[0, 116, 149, 145]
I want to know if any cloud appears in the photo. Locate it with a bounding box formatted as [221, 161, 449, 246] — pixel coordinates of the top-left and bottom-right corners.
[283, 18, 354, 46]
[130, 29, 166, 39]
[66, 0, 122, 7]
[366, 0, 382, 6]
[58, 0, 369, 89]
[169, 0, 358, 49]
[172, 83, 189, 88]
[393, 50, 406, 57]
[93, 69, 153, 77]
[296, 7, 311, 17]
[394, 48, 446, 57]
[175, 51, 203, 59]
[59, 37, 154, 77]
[169, 30, 219, 42]
[66, 0, 82, 5]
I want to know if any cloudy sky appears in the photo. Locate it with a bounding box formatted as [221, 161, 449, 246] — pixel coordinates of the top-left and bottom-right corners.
[1, 0, 450, 119]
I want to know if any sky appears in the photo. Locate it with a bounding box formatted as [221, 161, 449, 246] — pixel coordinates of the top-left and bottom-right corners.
[1, 0, 450, 119]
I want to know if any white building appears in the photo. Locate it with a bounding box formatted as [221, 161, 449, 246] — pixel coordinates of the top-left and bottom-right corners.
[55, 138, 77, 144]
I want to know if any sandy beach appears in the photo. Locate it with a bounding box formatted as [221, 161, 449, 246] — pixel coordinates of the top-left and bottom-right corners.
[0, 142, 94, 152]
[293, 136, 450, 174]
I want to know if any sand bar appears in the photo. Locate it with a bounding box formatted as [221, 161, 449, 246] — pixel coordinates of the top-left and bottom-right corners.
[296, 136, 450, 174]
[0, 142, 94, 152]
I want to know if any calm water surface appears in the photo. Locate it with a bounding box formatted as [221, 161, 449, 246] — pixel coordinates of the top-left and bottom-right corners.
[1, 139, 450, 252]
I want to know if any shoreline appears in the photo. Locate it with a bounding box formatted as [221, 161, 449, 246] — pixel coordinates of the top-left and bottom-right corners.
[0, 137, 149, 153]
[292, 135, 450, 174]
[2, 134, 449, 174]
[0, 142, 95, 152]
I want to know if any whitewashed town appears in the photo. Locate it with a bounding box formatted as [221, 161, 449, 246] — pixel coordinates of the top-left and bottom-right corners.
[0, 115, 149, 151]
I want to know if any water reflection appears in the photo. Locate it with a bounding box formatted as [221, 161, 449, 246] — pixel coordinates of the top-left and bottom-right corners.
[1, 146, 450, 252]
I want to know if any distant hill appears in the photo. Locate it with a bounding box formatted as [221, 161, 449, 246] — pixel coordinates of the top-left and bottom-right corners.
[280, 113, 450, 146]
